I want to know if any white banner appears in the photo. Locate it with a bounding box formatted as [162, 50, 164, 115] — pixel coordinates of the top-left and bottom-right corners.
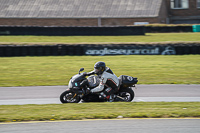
[85, 46, 176, 55]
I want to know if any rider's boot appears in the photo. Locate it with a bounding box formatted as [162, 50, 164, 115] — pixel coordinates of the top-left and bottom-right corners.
[114, 95, 125, 102]
[108, 94, 115, 102]
[99, 93, 115, 102]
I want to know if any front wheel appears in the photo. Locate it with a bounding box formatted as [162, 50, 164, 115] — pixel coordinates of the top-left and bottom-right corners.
[118, 88, 135, 102]
[60, 90, 81, 103]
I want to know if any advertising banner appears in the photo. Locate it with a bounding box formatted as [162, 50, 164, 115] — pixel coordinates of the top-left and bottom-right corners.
[85, 46, 176, 55]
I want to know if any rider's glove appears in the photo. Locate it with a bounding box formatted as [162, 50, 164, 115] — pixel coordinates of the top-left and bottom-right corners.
[82, 72, 88, 76]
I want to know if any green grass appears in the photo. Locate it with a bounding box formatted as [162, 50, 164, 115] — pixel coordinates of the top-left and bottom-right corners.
[0, 55, 200, 87]
[0, 102, 199, 122]
[0, 33, 200, 45]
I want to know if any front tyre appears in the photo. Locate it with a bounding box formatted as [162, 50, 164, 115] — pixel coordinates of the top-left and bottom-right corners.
[118, 88, 135, 102]
[60, 90, 81, 103]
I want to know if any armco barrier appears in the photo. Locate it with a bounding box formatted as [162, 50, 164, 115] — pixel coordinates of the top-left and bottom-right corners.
[0, 44, 200, 57]
[0, 26, 145, 36]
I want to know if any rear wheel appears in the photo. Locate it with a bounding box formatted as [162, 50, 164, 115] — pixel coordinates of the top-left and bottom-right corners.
[118, 88, 134, 102]
[60, 90, 81, 103]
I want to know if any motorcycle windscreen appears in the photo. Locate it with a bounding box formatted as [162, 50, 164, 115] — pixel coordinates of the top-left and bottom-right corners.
[87, 75, 100, 88]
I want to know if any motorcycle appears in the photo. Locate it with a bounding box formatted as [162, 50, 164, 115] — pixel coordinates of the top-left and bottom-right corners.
[60, 68, 138, 103]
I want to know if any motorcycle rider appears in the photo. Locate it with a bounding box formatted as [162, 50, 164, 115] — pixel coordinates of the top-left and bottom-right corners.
[85, 61, 120, 102]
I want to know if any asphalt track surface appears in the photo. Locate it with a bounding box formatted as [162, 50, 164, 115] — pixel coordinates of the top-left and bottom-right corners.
[1, 119, 200, 133]
[0, 84, 200, 105]
[0, 85, 200, 133]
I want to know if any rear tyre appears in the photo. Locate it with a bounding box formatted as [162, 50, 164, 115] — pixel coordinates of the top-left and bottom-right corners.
[118, 88, 134, 102]
[60, 90, 81, 103]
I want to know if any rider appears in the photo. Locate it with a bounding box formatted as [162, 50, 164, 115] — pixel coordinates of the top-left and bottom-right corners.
[86, 61, 120, 102]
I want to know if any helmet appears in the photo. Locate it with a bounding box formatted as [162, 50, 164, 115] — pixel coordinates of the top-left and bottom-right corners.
[94, 61, 106, 75]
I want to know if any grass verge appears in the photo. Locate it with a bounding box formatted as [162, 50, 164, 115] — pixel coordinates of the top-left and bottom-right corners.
[0, 55, 200, 86]
[0, 33, 200, 45]
[0, 102, 199, 122]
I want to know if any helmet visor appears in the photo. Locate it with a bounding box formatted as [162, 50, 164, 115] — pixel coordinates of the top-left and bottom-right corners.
[94, 67, 101, 74]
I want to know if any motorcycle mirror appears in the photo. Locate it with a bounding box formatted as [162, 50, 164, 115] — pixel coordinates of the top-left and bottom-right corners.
[79, 68, 84, 74]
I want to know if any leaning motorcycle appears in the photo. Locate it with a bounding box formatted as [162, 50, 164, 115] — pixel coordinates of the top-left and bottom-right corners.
[60, 68, 138, 103]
